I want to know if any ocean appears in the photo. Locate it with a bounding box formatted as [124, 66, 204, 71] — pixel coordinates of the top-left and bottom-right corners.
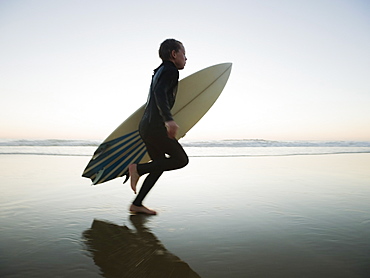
[1, 139, 370, 157]
[1, 139, 370, 277]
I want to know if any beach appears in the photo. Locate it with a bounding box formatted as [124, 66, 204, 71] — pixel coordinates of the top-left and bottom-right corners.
[1, 153, 370, 277]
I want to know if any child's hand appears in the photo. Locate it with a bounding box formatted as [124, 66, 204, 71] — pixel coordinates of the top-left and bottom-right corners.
[165, 121, 179, 139]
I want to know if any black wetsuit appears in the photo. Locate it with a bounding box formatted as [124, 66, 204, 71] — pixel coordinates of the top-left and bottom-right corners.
[133, 61, 189, 207]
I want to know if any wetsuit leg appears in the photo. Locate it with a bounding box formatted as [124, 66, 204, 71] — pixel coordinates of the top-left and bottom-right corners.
[132, 134, 188, 206]
[138, 135, 188, 175]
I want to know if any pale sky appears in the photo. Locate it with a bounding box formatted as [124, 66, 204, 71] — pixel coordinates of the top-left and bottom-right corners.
[1, 0, 369, 141]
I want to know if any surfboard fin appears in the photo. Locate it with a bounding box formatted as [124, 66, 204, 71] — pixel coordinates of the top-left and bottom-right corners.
[92, 168, 105, 185]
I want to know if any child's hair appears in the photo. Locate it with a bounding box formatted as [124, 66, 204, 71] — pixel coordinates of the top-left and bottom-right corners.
[159, 39, 183, 61]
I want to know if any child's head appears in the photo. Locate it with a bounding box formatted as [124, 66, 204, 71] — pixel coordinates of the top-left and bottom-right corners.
[159, 39, 187, 70]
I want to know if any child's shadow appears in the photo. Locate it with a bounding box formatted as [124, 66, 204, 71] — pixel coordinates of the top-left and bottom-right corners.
[83, 215, 200, 278]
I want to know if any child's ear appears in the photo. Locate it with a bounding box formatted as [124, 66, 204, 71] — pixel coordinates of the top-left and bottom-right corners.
[171, 50, 177, 59]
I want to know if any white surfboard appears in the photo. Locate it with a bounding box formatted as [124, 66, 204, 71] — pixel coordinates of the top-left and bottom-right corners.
[82, 63, 232, 184]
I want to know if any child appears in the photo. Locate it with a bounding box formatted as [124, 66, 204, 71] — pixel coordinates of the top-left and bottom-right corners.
[128, 39, 189, 215]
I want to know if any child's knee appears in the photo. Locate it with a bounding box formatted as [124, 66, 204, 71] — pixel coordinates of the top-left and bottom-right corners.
[180, 154, 189, 168]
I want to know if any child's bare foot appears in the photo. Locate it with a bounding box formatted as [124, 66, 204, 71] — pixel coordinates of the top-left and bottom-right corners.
[129, 204, 157, 215]
[129, 164, 139, 194]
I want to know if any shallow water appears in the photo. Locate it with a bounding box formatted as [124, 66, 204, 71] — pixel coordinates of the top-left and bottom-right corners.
[1, 154, 370, 277]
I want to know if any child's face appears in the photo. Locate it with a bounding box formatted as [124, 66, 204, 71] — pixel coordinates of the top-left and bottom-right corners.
[171, 45, 187, 70]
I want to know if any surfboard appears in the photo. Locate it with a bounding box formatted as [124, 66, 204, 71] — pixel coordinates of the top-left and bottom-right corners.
[82, 62, 232, 185]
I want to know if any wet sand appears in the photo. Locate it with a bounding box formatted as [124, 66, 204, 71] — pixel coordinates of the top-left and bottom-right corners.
[1, 154, 370, 277]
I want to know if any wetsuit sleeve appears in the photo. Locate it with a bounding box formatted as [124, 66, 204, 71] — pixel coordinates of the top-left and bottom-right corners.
[153, 67, 179, 122]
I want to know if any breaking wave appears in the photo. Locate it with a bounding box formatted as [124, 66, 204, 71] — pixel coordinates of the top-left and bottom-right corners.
[1, 139, 370, 157]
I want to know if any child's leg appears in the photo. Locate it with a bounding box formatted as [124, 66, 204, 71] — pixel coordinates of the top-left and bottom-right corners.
[132, 170, 162, 207]
[129, 135, 188, 211]
[137, 136, 188, 175]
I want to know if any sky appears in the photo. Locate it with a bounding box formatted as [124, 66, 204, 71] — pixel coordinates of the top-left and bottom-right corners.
[1, 0, 369, 141]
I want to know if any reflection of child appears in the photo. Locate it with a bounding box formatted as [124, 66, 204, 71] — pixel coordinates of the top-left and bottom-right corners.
[83, 217, 201, 277]
[129, 39, 189, 215]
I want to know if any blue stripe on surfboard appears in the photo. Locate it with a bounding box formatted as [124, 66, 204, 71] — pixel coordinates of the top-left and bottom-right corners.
[83, 130, 140, 171]
[83, 131, 140, 178]
[84, 135, 144, 180]
[91, 130, 139, 159]
[104, 144, 146, 182]
[95, 141, 146, 183]
[99, 143, 147, 184]
[82, 131, 147, 183]
[88, 141, 139, 176]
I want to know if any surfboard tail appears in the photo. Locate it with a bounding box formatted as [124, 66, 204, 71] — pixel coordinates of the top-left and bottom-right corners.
[82, 130, 147, 185]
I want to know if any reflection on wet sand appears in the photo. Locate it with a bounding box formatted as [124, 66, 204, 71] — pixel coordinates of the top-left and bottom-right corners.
[83, 215, 200, 278]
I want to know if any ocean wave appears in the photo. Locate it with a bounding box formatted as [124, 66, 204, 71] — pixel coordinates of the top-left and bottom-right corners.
[0, 139, 100, 147]
[1, 139, 370, 148]
[182, 140, 370, 148]
[1, 150, 370, 157]
[0, 152, 88, 157]
[1, 139, 370, 157]
[1, 145, 370, 157]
